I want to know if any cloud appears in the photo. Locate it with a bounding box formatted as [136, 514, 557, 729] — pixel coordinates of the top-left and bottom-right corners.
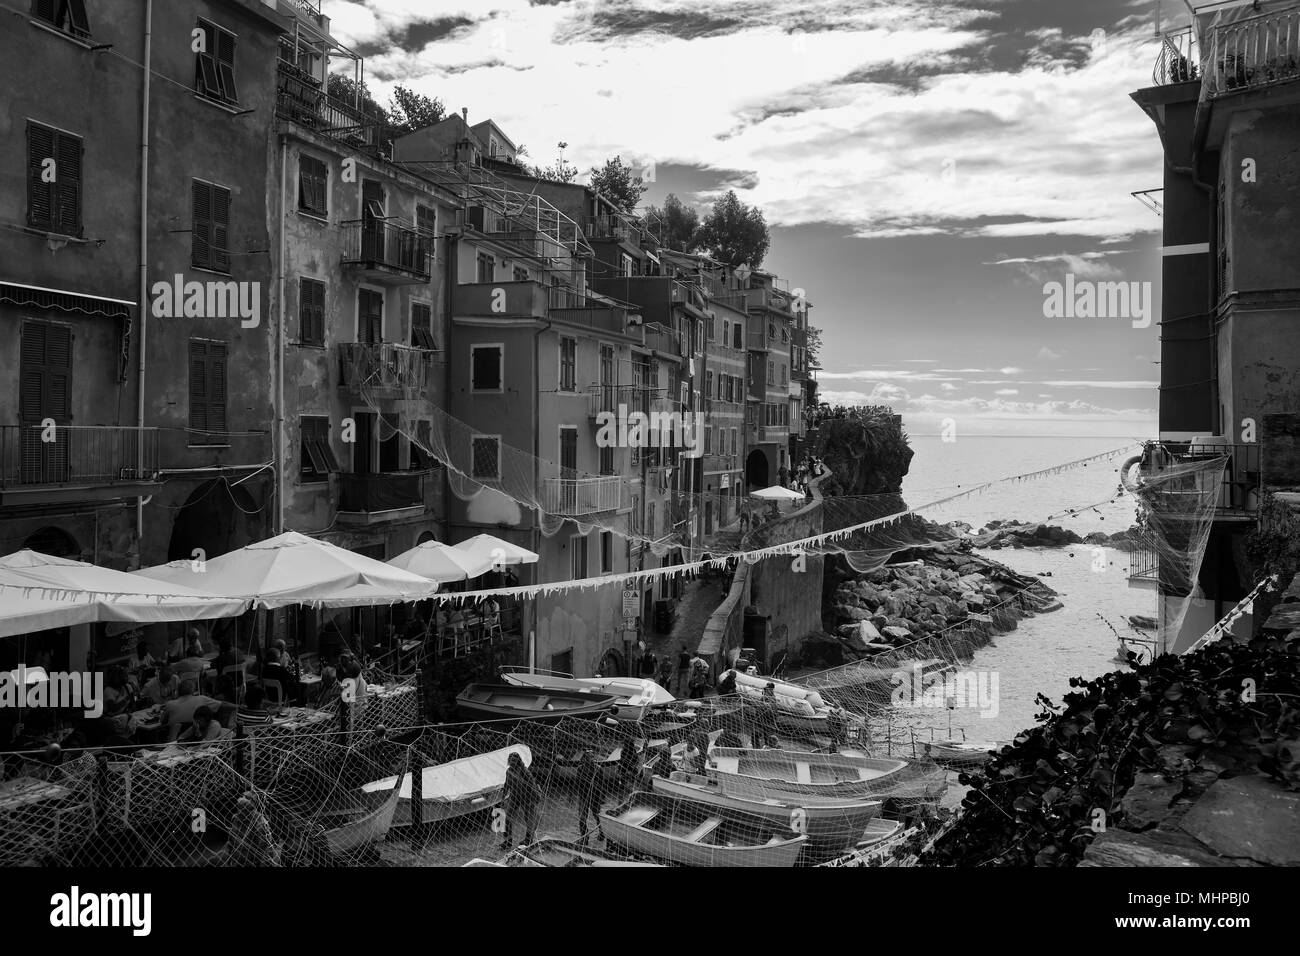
[940, 382, 957, 391]
[818, 383, 1155, 423]
[991, 251, 1130, 284]
[994, 388, 1019, 396]
[1041, 379, 1158, 389]
[1036, 346, 1064, 361]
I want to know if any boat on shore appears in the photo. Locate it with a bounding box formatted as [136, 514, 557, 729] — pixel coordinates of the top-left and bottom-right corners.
[322, 772, 404, 855]
[456, 683, 617, 723]
[362, 744, 531, 827]
[600, 791, 807, 867]
[500, 668, 672, 720]
[706, 747, 909, 802]
[651, 771, 881, 853]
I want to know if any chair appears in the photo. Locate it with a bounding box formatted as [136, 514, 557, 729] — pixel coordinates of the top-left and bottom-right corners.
[261, 679, 286, 708]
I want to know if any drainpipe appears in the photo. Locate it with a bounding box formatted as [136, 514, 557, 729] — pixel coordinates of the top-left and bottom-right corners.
[135, 0, 153, 565]
[276, 135, 289, 533]
[531, 315, 552, 661]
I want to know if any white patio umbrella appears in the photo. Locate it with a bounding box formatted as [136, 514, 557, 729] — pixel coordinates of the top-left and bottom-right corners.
[133, 531, 437, 609]
[451, 533, 540, 568]
[0, 550, 251, 639]
[387, 539, 495, 584]
[750, 485, 805, 502]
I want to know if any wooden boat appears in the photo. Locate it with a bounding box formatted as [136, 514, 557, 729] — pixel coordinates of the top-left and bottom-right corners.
[599, 791, 807, 867]
[321, 774, 403, 855]
[706, 747, 908, 802]
[456, 683, 617, 723]
[652, 771, 881, 853]
[500, 670, 673, 720]
[505, 838, 664, 868]
[362, 744, 531, 827]
[915, 740, 992, 770]
[858, 818, 903, 847]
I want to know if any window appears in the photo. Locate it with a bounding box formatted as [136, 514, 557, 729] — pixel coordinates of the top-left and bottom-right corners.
[299, 278, 324, 346]
[559, 337, 576, 392]
[600, 531, 613, 573]
[600, 443, 615, 476]
[471, 435, 501, 480]
[731, 428, 738, 455]
[570, 534, 588, 579]
[32, 0, 90, 39]
[476, 252, 495, 283]
[471, 344, 503, 392]
[411, 420, 433, 470]
[191, 179, 231, 272]
[722, 320, 729, 346]
[411, 301, 436, 349]
[416, 203, 436, 237]
[704, 426, 712, 454]
[781, 326, 789, 343]
[194, 19, 238, 106]
[19, 320, 73, 427]
[188, 339, 227, 443]
[297, 154, 327, 217]
[551, 648, 573, 675]
[732, 322, 742, 349]
[513, 265, 529, 282]
[705, 371, 713, 399]
[780, 364, 787, 385]
[299, 416, 340, 481]
[620, 253, 633, 277]
[647, 502, 656, 539]
[708, 317, 716, 341]
[358, 288, 383, 343]
[768, 360, 774, 385]
[26, 122, 82, 236]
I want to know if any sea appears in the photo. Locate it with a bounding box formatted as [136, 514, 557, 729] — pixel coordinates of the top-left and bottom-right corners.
[890, 434, 1156, 748]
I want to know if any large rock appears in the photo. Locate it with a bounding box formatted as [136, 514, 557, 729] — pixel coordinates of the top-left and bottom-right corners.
[881, 625, 913, 642]
[841, 606, 872, 622]
[1081, 829, 1257, 867]
[1119, 772, 1183, 830]
[1178, 776, 1300, 866]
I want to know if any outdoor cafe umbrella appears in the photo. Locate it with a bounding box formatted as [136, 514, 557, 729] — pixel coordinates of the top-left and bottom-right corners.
[133, 531, 438, 609]
[0, 550, 251, 639]
[451, 533, 540, 568]
[749, 485, 805, 502]
[386, 540, 495, 584]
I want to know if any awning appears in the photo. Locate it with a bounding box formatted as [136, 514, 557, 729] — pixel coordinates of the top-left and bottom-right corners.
[0, 281, 134, 318]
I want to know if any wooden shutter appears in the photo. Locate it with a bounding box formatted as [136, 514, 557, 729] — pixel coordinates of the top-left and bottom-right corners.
[208, 341, 228, 432]
[195, 23, 220, 98]
[54, 130, 82, 236]
[27, 123, 55, 231]
[211, 184, 230, 272]
[20, 322, 48, 423]
[192, 180, 212, 269]
[300, 278, 324, 345]
[65, 0, 90, 37]
[411, 302, 434, 348]
[216, 28, 238, 103]
[32, 0, 58, 24]
[189, 340, 209, 432]
[19, 321, 72, 423]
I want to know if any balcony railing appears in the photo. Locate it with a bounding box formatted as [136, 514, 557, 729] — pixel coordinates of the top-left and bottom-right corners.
[1204, 7, 1300, 96]
[1140, 440, 1262, 517]
[1127, 548, 1161, 586]
[341, 220, 432, 282]
[644, 324, 685, 357]
[338, 471, 428, 514]
[542, 476, 622, 516]
[337, 342, 435, 393]
[584, 213, 639, 243]
[275, 69, 393, 155]
[1153, 26, 1200, 86]
[586, 384, 658, 419]
[0, 425, 159, 488]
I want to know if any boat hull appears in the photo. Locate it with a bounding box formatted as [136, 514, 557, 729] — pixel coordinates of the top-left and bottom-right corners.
[456, 683, 617, 723]
[363, 744, 529, 828]
[651, 773, 880, 853]
[323, 782, 402, 855]
[706, 748, 910, 802]
[600, 792, 807, 867]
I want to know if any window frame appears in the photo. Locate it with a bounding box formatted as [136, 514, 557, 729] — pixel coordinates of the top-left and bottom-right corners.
[470, 433, 502, 482]
[299, 415, 340, 483]
[31, 0, 91, 41]
[558, 336, 577, 392]
[297, 153, 328, 218]
[26, 120, 83, 237]
[194, 18, 239, 107]
[298, 276, 326, 347]
[570, 533, 588, 579]
[470, 343, 505, 393]
[191, 177, 232, 273]
[188, 337, 229, 446]
[411, 299, 436, 350]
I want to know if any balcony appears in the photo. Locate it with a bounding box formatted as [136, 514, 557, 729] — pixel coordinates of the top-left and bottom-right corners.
[337, 342, 435, 395]
[584, 213, 639, 244]
[1202, 7, 1300, 97]
[644, 323, 686, 358]
[542, 476, 622, 516]
[548, 291, 643, 338]
[275, 68, 393, 157]
[456, 280, 550, 319]
[0, 425, 160, 504]
[337, 470, 432, 524]
[587, 384, 658, 419]
[341, 220, 432, 284]
[1138, 440, 1262, 520]
[702, 454, 738, 473]
[1127, 548, 1161, 589]
[1152, 26, 1200, 86]
[746, 327, 769, 351]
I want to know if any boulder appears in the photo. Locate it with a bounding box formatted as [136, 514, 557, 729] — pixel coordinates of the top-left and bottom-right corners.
[881, 625, 913, 642]
[842, 606, 872, 622]
[1178, 776, 1300, 866]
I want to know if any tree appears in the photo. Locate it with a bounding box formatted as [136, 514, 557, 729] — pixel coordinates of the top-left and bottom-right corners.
[805, 325, 824, 371]
[694, 190, 770, 268]
[588, 156, 648, 213]
[644, 194, 700, 252]
[327, 74, 386, 121]
[533, 157, 580, 183]
[387, 85, 444, 132]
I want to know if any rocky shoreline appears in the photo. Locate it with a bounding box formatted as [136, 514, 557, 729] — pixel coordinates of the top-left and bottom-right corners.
[945, 519, 1142, 551]
[809, 547, 1064, 668]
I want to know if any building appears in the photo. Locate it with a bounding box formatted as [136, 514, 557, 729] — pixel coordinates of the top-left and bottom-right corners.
[1130, 0, 1300, 651]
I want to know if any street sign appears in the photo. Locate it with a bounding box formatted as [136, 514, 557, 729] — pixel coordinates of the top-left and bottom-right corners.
[622, 587, 640, 618]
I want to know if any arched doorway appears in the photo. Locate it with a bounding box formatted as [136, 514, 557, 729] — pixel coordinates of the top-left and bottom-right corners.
[21, 526, 81, 559]
[745, 449, 769, 489]
[416, 530, 437, 545]
[166, 478, 263, 563]
[597, 646, 626, 677]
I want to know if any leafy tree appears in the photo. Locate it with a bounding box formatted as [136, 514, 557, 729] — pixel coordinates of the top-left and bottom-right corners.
[388, 85, 445, 132]
[645, 193, 700, 251]
[694, 190, 770, 268]
[805, 324, 824, 371]
[327, 73, 387, 121]
[588, 155, 648, 213]
[533, 157, 580, 183]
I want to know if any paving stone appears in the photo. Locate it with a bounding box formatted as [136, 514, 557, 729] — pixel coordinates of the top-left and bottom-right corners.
[1178, 776, 1300, 866]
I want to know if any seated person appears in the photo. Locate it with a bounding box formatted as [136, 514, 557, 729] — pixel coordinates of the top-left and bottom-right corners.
[315, 666, 340, 708]
[127, 641, 156, 677]
[168, 627, 206, 663]
[271, 639, 298, 677]
[140, 664, 180, 706]
[161, 678, 220, 742]
[236, 686, 272, 729]
[260, 648, 298, 705]
[172, 647, 209, 681]
[212, 638, 243, 700]
[176, 705, 227, 744]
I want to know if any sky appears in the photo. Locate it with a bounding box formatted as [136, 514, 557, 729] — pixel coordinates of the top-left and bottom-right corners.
[320, 0, 1204, 439]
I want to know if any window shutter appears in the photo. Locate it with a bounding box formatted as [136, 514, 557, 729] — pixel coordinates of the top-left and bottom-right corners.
[191, 180, 212, 269]
[32, 0, 58, 23]
[216, 28, 238, 103]
[189, 340, 208, 432]
[65, 0, 90, 37]
[208, 341, 228, 432]
[27, 123, 55, 231]
[45, 324, 72, 420]
[211, 185, 230, 272]
[54, 131, 83, 236]
[20, 322, 47, 422]
[195, 23, 220, 98]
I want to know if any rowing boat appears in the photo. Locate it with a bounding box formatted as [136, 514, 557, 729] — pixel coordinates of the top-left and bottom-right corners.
[706, 747, 908, 802]
[456, 683, 617, 723]
[362, 744, 532, 827]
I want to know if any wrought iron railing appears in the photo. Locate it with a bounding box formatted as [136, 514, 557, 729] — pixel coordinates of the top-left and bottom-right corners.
[0, 425, 159, 488]
[586, 384, 658, 418]
[542, 475, 622, 516]
[275, 68, 392, 155]
[1153, 26, 1200, 85]
[1204, 7, 1300, 96]
[341, 220, 432, 280]
[338, 471, 428, 513]
[1127, 548, 1161, 585]
[337, 342, 435, 392]
[1142, 440, 1262, 516]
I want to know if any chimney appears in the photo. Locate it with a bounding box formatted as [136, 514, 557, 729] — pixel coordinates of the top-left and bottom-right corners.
[462, 107, 468, 126]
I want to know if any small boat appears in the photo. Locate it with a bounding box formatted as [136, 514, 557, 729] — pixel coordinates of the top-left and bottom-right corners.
[1127, 614, 1157, 630]
[504, 838, 664, 868]
[651, 771, 881, 853]
[456, 683, 617, 723]
[857, 818, 903, 847]
[706, 747, 908, 802]
[600, 791, 807, 867]
[915, 740, 993, 770]
[500, 669, 673, 720]
[321, 773, 404, 855]
[362, 744, 531, 827]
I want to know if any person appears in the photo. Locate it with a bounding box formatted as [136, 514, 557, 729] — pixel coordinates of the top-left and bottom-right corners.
[675, 644, 691, 697]
[828, 706, 849, 748]
[212, 638, 242, 701]
[755, 682, 780, 748]
[679, 735, 706, 775]
[140, 663, 180, 707]
[172, 643, 208, 681]
[651, 747, 675, 779]
[717, 668, 737, 697]
[616, 736, 640, 798]
[127, 641, 156, 677]
[778, 464, 790, 487]
[501, 751, 540, 849]
[229, 791, 280, 866]
[168, 627, 205, 663]
[640, 648, 657, 678]
[316, 666, 341, 708]
[656, 656, 673, 692]
[100, 666, 134, 737]
[738, 506, 750, 533]
[237, 685, 272, 729]
[176, 705, 226, 743]
[576, 750, 605, 841]
[271, 639, 298, 677]
[260, 648, 298, 706]
[688, 654, 710, 699]
[162, 678, 220, 742]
